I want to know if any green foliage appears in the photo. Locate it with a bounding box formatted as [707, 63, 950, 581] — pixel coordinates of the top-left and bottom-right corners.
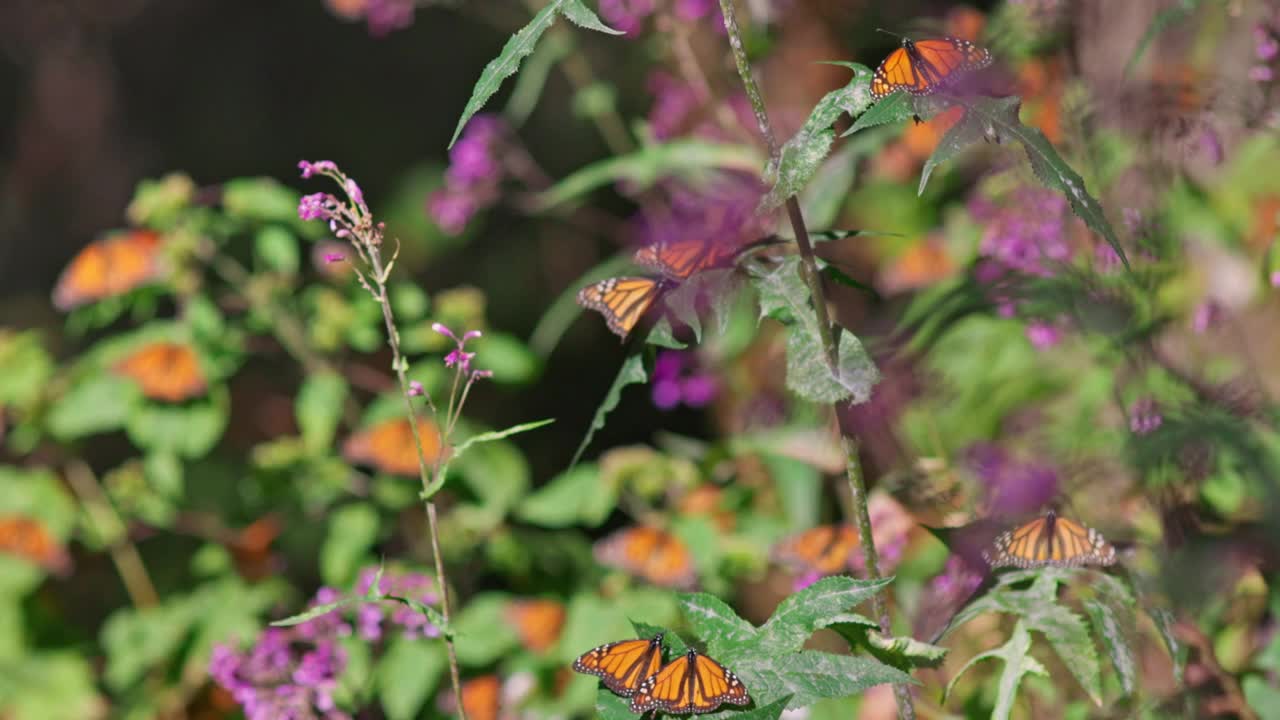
[449, 0, 622, 147]
[571, 351, 647, 465]
[946, 620, 1047, 720]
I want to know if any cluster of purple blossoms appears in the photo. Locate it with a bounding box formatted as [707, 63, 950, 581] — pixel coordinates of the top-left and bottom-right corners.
[1251, 18, 1280, 83]
[645, 71, 755, 141]
[600, 0, 719, 37]
[1129, 397, 1163, 436]
[427, 116, 508, 235]
[970, 187, 1072, 277]
[297, 160, 376, 249]
[966, 443, 1059, 517]
[631, 174, 773, 252]
[651, 350, 718, 410]
[211, 567, 443, 719]
[324, 0, 418, 36]
[1024, 319, 1064, 350]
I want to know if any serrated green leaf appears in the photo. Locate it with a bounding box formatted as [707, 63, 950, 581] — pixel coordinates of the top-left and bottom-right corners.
[1084, 599, 1136, 696]
[918, 106, 989, 195]
[516, 463, 617, 528]
[731, 651, 910, 710]
[450, 0, 621, 148]
[570, 352, 647, 466]
[945, 621, 1046, 720]
[759, 576, 891, 653]
[377, 637, 446, 720]
[384, 594, 450, 637]
[532, 140, 762, 210]
[864, 631, 948, 670]
[844, 91, 914, 136]
[595, 690, 634, 720]
[784, 319, 879, 405]
[677, 593, 760, 657]
[296, 371, 348, 453]
[1148, 606, 1186, 684]
[271, 597, 359, 627]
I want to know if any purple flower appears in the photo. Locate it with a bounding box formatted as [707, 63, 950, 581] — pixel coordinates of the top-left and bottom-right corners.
[650, 350, 719, 410]
[1250, 64, 1275, 83]
[365, 0, 416, 36]
[599, 0, 655, 36]
[299, 192, 336, 222]
[408, 380, 425, 397]
[211, 625, 349, 720]
[1191, 299, 1222, 334]
[647, 72, 701, 140]
[1270, 270, 1280, 288]
[1129, 397, 1163, 435]
[1256, 25, 1279, 61]
[323, 252, 345, 264]
[975, 187, 1071, 276]
[427, 115, 508, 235]
[298, 160, 337, 179]
[1199, 127, 1224, 166]
[426, 189, 478, 235]
[1025, 320, 1063, 350]
[967, 443, 1058, 517]
[674, 0, 716, 20]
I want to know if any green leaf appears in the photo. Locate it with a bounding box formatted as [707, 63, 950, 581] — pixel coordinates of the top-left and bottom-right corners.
[124, 389, 229, 459]
[221, 177, 304, 225]
[271, 597, 359, 627]
[570, 352, 647, 466]
[451, 593, 520, 667]
[449, 0, 621, 148]
[759, 576, 891, 653]
[1125, 0, 1204, 76]
[784, 319, 879, 405]
[503, 31, 570, 126]
[731, 651, 910, 711]
[1084, 599, 1136, 697]
[452, 418, 555, 462]
[254, 226, 300, 275]
[917, 104, 990, 195]
[0, 651, 101, 720]
[384, 594, 450, 637]
[473, 331, 542, 384]
[46, 375, 140, 440]
[0, 331, 53, 408]
[762, 65, 873, 209]
[143, 451, 183, 498]
[101, 601, 195, 690]
[296, 371, 348, 453]
[532, 140, 762, 210]
[844, 92, 914, 136]
[516, 463, 617, 528]
[1243, 674, 1280, 720]
[861, 631, 949, 671]
[677, 593, 760, 658]
[319, 503, 380, 586]
[377, 637, 446, 720]
[1148, 607, 1186, 684]
[945, 621, 1047, 720]
[451, 436, 530, 518]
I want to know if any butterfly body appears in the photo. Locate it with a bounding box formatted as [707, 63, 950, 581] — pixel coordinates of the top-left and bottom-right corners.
[629, 649, 751, 714]
[983, 510, 1117, 569]
[871, 36, 993, 100]
[572, 633, 666, 697]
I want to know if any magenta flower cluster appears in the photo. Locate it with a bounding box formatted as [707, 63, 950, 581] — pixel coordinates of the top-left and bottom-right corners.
[427, 115, 508, 235]
[211, 567, 443, 719]
[1252, 19, 1280, 83]
[970, 187, 1071, 277]
[651, 350, 717, 410]
[600, 0, 719, 37]
[297, 160, 375, 247]
[433, 322, 491, 380]
[966, 443, 1058, 517]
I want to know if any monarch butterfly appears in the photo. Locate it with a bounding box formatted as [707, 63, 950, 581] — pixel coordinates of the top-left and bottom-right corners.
[113, 341, 208, 403]
[53, 229, 166, 311]
[633, 239, 737, 281]
[576, 276, 665, 340]
[573, 633, 666, 697]
[629, 648, 751, 714]
[593, 526, 698, 589]
[871, 36, 993, 100]
[983, 510, 1117, 569]
[458, 675, 502, 720]
[771, 524, 859, 575]
[342, 417, 442, 477]
[0, 515, 69, 572]
[506, 599, 567, 653]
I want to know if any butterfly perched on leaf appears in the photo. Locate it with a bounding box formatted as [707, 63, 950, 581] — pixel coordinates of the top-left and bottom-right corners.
[505, 598, 566, 653]
[983, 510, 1117, 569]
[0, 515, 70, 573]
[772, 524, 859, 575]
[342, 417, 442, 477]
[871, 36, 993, 100]
[53, 229, 167, 311]
[573, 633, 666, 697]
[113, 341, 208, 403]
[593, 526, 697, 589]
[629, 648, 751, 714]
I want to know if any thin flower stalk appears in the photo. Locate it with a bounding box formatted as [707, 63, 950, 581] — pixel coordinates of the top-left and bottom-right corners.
[298, 160, 468, 720]
[714, 2, 915, 718]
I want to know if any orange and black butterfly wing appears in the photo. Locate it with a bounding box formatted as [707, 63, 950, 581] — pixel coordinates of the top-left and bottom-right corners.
[692, 652, 750, 711]
[1048, 516, 1117, 567]
[507, 599, 567, 653]
[630, 651, 750, 714]
[459, 675, 501, 720]
[873, 37, 992, 99]
[872, 46, 917, 99]
[53, 230, 164, 310]
[773, 525, 858, 575]
[577, 277, 663, 339]
[645, 530, 698, 589]
[630, 652, 692, 713]
[573, 634, 665, 697]
[633, 239, 733, 281]
[114, 342, 207, 402]
[984, 512, 1117, 568]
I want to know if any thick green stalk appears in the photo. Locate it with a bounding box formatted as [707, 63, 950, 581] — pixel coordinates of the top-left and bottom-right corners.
[715, 1, 914, 717]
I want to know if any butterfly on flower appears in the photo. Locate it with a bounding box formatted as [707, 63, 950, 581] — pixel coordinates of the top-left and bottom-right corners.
[771, 524, 859, 576]
[342, 417, 442, 477]
[53, 229, 167, 311]
[0, 515, 70, 573]
[505, 598, 567, 653]
[573, 633, 666, 697]
[871, 35, 993, 100]
[593, 526, 698, 589]
[983, 510, 1117, 569]
[629, 648, 751, 714]
[112, 341, 208, 403]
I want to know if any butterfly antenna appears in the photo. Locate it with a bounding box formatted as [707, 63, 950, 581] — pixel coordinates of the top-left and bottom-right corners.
[875, 27, 909, 42]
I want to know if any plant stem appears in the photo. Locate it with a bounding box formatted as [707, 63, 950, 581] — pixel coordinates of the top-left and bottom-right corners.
[65, 461, 159, 609]
[715, 2, 914, 717]
[365, 244, 467, 720]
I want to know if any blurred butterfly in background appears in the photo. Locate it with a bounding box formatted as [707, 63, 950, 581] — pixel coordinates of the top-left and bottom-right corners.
[53, 229, 166, 311]
[871, 35, 993, 100]
[113, 341, 208, 403]
[573, 633, 666, 697]
[0, 515, 70, 574]
[983, 510, 1117, 569]
[593, 526, 697, 589]
[629, 648, 751, 714]
[342, 417, 442, 477]
[771, 524, 859, 576]
[454, 675, 502, 720]
[576, 276, 667, 340]
[505, 598, 567, 653]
